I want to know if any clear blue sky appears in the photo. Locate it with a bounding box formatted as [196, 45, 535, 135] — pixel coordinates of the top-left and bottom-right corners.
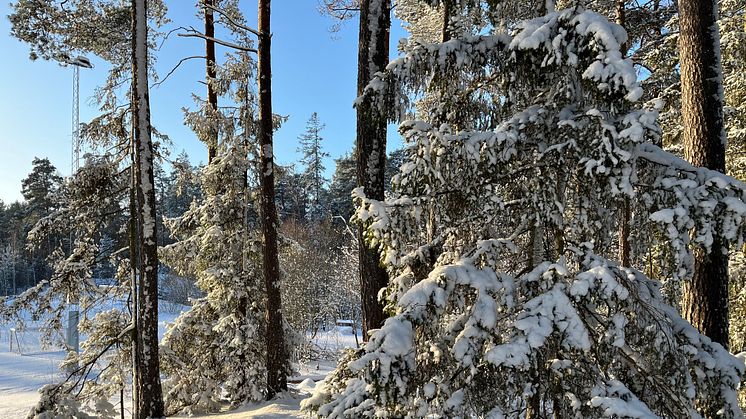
[0, 1, 406, 203]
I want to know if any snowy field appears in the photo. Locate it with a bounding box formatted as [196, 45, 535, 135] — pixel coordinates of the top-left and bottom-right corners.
[0, 302, 359, 418]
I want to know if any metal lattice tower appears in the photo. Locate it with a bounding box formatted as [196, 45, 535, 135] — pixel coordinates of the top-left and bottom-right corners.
[67, 55, 92, 175]
[64, 55, 92, 354]
[71, 65, 81, 174]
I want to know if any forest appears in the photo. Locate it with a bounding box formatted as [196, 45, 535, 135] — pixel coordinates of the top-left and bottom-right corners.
[0, 0, 745, 418]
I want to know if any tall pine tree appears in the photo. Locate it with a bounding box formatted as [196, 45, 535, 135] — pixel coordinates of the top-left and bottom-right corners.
[257, 0, 289, 398]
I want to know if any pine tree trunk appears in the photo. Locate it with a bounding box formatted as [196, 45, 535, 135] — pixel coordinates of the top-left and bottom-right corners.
[678, 0, 729, 350]
[356, 0, 391, 341]
[204, 0, 218, 164]
[257, 0, 288, 399]
[131, 0, 165, 417]
[441, 0, 451, 42]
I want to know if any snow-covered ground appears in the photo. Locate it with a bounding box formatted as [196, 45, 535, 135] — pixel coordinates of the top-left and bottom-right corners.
[0, 303, 358, 418]
[0, 329, 66, 418]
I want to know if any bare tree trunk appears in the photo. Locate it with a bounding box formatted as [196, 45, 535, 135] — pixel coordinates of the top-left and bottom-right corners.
[356, 0, 391, 342]
[128, 123, 140, 419]
[679, 0, 729, 351]
[131, 0, 165, 416]
[257, 0, 288, 399]
[615, 0, 632, 268]
[526, 388, 541, 419]
[619, 198, 631, 266]
[615, 0, 627, 54]
[441, 0, 451, 42]
[204, 0, 218, 164]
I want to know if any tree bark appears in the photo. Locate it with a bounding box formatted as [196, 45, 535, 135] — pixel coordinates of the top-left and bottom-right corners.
[356, 0, 391, 342]
[615, 0, 627, 54]
[615, 0, 631, 268]
[619, 198, 631, 266]
[678, 0, 729, 349]
[128, 123, 140, 419]
[131, 0, 165, 417]
[257, 0, 288, 399]
[441, 0, 451, 42]
[204, 0, 218, 164]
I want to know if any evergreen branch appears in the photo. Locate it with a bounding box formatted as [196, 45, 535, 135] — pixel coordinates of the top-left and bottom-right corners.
[40, 322, 133, 404]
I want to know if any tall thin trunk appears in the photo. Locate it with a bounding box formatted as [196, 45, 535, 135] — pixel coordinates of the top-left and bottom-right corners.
[205, 0, 218, 164]
[616, 0, 631, 267]
[615, 0, 627, 54]
[679, 0, 729, 351]
[257, 0, 288, 399]
[356, 0, 391, 341]
[527, 210, 546, 419]
[128, 142, 140, 419]
[131, 0, 165, 417]
[619, 198, 631, 266]
[441, 0, 451, 42]
[234, 66, 251, 405]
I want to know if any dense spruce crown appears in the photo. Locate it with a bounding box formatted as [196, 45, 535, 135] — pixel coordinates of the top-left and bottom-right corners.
[303, 7, 746, 418]
[160, 139, 267, 414]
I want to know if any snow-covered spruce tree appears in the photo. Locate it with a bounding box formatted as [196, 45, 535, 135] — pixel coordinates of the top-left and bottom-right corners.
[303, 8, 746, 418]
[160, 139, 267, 414]
[159, 9, 276, 411]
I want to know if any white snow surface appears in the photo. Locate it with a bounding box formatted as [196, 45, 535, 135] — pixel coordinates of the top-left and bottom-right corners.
[0, 338, 65, 418]
[0, 301, 355, 418]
